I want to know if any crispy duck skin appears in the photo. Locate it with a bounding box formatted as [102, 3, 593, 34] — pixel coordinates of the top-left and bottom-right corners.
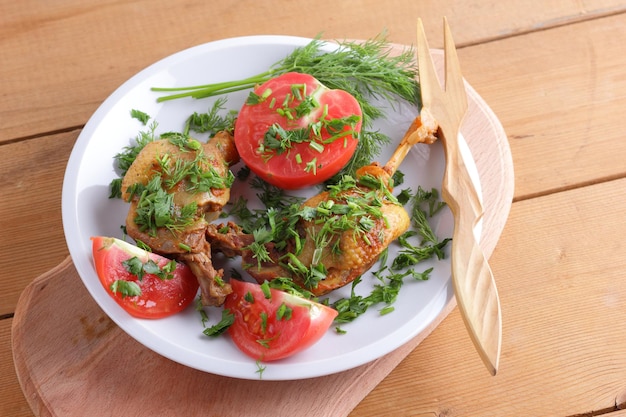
[293, 190, 411, 295]
[122, 131, 239, 306]
[205, 115, 438, 296]
[119, 113, 437, 302]
[122, 131, 239, 231]
[207, 191, 410, 296]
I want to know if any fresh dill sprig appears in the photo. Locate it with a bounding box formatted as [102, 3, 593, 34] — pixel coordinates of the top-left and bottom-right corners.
[276, 35, 420, 121]
[153, 35, 419, 108]
[152, 34, 420, 177]
[391, 187, 451, 270]
[109, 117, 158, 198]
[184, 97, 237, 136]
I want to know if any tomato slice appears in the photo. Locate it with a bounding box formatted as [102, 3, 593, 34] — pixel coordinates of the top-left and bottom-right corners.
[224, 279, 338, 361]
[234, 72, 362, 189]
[91, 236, 199, 319]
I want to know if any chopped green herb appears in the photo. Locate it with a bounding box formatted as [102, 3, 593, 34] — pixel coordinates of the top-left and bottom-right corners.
[335, 326, 347, 334]
[203, 309, 235, 337]
[390, 186, 451, 270]
[122, 256, 177, 281]
[276, 303, 293, 321]
[131, 176, 198, 237]
[130, 109, 151, 125]
[379, 305, 395, 315]
[142, 259, 164, 277]
[110, 280, 142, 298]
[260, 281, 272, 299]
[135, 240, 152, 252]
[255, 360, 267, 379]
[333, 267, 433, 324]
[304, 158, 318, 174]
[122, 256, 145, 280]
[178, 242, 192, 252]
[109, 120, 159, 198]
[195, 297, 210, 327]
[153, 34, 420, 178]
[246, 88, 273, 105]
[260, 311, 268, 334]
[267, 277, 316, 299]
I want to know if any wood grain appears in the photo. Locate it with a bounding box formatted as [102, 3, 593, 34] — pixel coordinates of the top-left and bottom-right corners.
[2, 0, 626, 143]
[417, 20, 502, 375]
[0, 320, 32, 417]
[460, 13, 626, 201]
[0, 131, 76, 316]
[12, 257, 454, 417]
[10, 51, 513, 416]
[352, 177, 626, 416]
[5, 1, 626, 417]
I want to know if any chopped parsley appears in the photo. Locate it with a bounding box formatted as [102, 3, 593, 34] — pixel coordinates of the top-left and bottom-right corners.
[121, 255, 177, 281]
[130, 109, 151, 125]
[203, 309, 235, 337]
[127, 175, 198, 237]
[112, 111, 236, 237]
[110, 280, 141, 298]
[226, 173, 450, 329]
[109, 255, 177, 299]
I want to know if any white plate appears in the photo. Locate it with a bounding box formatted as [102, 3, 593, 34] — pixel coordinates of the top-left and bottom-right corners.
[62, 35, 480, 380]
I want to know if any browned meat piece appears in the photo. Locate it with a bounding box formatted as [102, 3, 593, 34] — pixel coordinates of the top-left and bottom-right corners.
[205, 115, 438, 296]
[205, 222, 254, 257]
[177, 241, 231, 306]
[206, 188, 410, 296]
[206, 222, 287, 283]
[122, 131, 238, 233]
[293, 190, 409, 294]
[122, 131, 239, 306]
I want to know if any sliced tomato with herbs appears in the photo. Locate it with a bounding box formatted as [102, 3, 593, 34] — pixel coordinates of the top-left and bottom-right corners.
[224, 279, 338, 361]
[234, 72, 362, 189]
[91, 236, 199, 319]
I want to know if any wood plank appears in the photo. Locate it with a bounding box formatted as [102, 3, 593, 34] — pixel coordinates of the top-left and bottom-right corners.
[2, 0, 626, 142]
[4, 8, 626, 204]
[9, 50, 514, 416]
[351, 177, 626, 416]
[0, 131, 76, 316]
[0, 48, 515, 317]
[11, 258, 453, 417]
[459, 12, 626, 200]
[0, 319, 32, 417]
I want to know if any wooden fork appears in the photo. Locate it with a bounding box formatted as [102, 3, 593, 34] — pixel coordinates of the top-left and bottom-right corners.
[416, 17, 502, 375]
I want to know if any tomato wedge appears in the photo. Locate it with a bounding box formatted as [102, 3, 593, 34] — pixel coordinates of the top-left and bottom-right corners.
[91, 236, 199, 319]
[224, 279, 338, 361]
[234, 72, 362, 189]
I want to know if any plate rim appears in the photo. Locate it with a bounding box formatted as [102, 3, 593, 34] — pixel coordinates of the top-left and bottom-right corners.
[61, 34, 479, 380]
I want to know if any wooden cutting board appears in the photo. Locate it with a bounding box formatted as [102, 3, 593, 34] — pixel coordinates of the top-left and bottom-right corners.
[11, 49, 514, 417]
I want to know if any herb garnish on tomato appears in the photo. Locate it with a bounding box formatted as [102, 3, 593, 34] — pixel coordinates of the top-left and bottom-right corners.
[91, 236, 199, 319]
[234, 72, 362, 189]
[223, 279, 337, 361]
[153, 36, 420, 178]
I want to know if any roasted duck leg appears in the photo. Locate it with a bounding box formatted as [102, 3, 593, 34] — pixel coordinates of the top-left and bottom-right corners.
[122, 130, 239, 306]
[208, 114, 438, 296]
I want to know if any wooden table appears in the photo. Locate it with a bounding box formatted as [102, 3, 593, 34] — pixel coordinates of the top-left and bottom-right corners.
[3, 1, 626, 416]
